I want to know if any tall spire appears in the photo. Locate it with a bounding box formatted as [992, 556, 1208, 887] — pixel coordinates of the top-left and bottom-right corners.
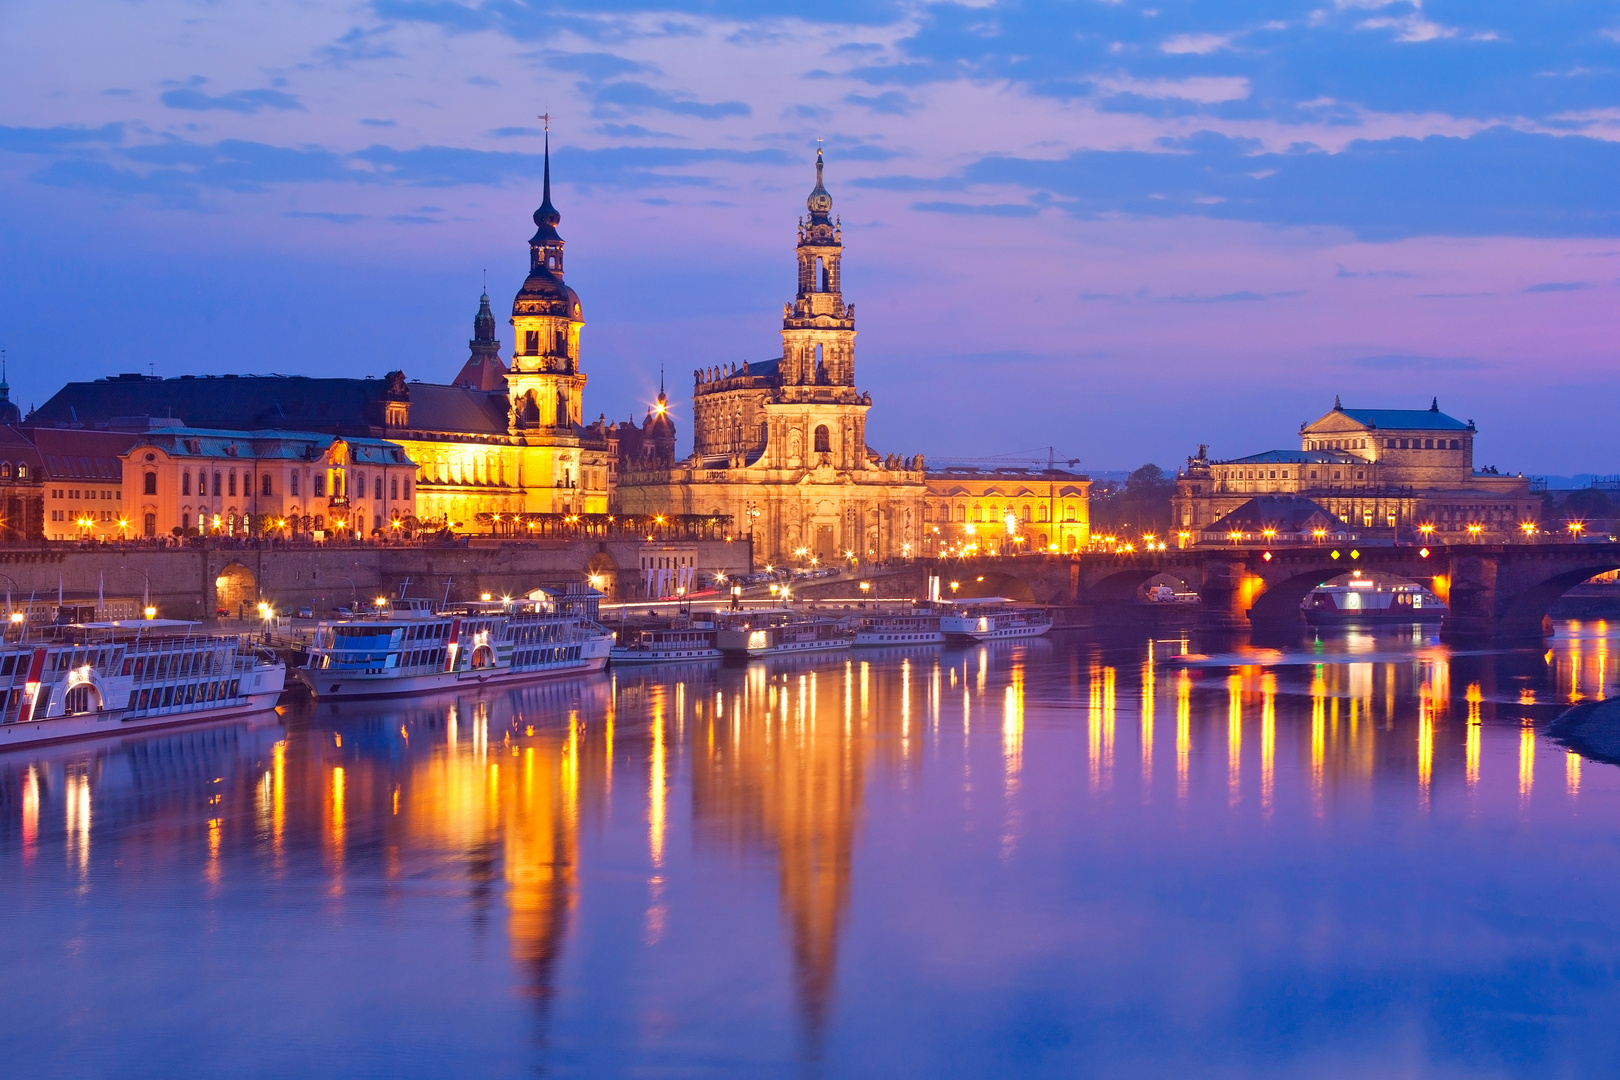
[532, 114, 562, 240]
[806, 145, 833, 224]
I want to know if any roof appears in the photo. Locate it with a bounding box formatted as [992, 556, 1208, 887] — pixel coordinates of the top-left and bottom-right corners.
[128, 428, 415, 466]
[1338, 408, 1471, 431]
[25, 374, 514, 439]
[1216, 450, 1360, 466]
[29, 429, 141, 481]
[1206, 496, 1348, 533]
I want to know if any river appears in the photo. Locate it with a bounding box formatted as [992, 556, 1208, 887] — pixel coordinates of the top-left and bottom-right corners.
[5, 621, 1620, 1077]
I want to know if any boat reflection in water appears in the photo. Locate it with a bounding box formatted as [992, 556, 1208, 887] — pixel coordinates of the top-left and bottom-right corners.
[7, 624, 1620, 1075]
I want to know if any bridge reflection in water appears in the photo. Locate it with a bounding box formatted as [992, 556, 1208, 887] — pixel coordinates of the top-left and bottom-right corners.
[4, 624, 1620, 1074]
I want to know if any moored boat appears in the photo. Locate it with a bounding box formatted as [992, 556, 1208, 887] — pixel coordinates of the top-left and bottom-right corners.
[715, 611, 854, 658]
[610, 619, 722, 664]
[299, 587, 612, 699]
[853, 610, 944, 647]
[0, 620, 286, 750]
[940, 603, 1053, 643]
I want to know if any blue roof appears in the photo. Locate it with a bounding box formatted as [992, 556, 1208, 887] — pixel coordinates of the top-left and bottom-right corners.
[1219, 449, 1360, 465]
[1336, 407, 1470, 432]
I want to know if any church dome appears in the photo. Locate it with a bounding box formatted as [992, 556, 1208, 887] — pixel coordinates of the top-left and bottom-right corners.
[806, 147, 833, 219]
[512, 267, 581, 320]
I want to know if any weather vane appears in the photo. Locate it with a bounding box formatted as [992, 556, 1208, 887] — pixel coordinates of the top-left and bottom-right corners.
[539, 112, 550, 132]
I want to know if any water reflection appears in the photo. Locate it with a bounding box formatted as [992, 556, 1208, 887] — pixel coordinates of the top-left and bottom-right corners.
[5, 625, 1620, 1076]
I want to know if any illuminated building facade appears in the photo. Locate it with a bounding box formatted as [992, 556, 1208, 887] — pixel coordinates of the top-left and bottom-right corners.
[26, 136, 611, 535]
[922, 466, 1091, 556]
[617, 151, 925, 565]
[1173, 399, 1538, 544]
[118, 428, 417, 538]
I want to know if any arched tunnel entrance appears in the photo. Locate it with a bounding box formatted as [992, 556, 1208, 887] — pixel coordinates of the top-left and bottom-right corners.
[943, 570, 1036, 602]
[214, 562, 256, 619]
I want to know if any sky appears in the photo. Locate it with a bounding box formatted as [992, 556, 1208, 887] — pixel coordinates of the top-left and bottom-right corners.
[2, 1, 1619, 474]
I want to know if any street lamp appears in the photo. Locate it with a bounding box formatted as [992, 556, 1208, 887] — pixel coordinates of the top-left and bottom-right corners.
[1467, 523, 1483, 542]
[1568, 521, 1586, 539]
[1519, 521, 1537, 542]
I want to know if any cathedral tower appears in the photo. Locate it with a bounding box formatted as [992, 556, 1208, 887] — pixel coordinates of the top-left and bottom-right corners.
[508, 129, 586, 435]
[781, 147, 856, 389]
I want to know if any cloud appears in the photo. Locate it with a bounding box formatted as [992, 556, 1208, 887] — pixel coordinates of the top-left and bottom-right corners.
[283, 210, 366, 223]
[927, 127, 1620, 240]
[1523, 281, 1590, 292]
[316, 26, 400, 65]
[160, 81, 304, 114]
[1336, 264, 1416, 278]
[1094, 75, 1251, 104]
[845, 90, 916, 115]
[359, 118, 397, 128]
[1163, 290, 1269, 303]
[0, 123, 123, 153]
[912, 201, 1039, 217]
[1160, 33, 1234, 56]
[537, 50, 652, 79]
[584, 80, 749, 119]
[1349, 354, 1486, 370]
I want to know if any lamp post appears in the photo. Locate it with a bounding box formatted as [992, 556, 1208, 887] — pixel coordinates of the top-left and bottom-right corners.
[746, 504, 760, 570]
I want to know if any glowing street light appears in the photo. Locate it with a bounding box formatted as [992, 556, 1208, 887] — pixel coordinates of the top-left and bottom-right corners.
[1568, 521, 1586, 539]
[1467, 523, 1483, 541]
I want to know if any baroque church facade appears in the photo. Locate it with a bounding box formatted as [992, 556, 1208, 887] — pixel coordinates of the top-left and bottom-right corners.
[616, 151, 925, 564]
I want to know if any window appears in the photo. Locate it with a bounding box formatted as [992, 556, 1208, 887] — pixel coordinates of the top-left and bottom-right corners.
[375, 477, 383, 501]
[525, 330, 539, 354]
[1022, 505, 1031, 522]
[182, 472, 191, 496]
[143, 472, 157, 495]
[314, 474, 326, 498]
[390, 477, 398, 501]
[182, 513, 190, 531]
[1450, 439, 1460, 449]
[1038, 506, 1049, 522]
[290, 473, 299, 496]
[813, 425, 831, 453]
[213, 472, 222, 497]
[403, 478, 411, 499]
[228, 472, 236, 497]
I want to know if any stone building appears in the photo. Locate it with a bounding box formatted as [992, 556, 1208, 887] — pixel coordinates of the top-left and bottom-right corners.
[617, 151, 925, 565]
[26, 134, 611, 535]
[922, 466, 1091, 556]
[119, 428, 417, 539]
[1172, 398, 1539, 544]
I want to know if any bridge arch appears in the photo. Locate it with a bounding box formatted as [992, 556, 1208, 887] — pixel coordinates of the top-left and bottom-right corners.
[946, 570, 1036, 602]
[1492, 558, 1620, 639]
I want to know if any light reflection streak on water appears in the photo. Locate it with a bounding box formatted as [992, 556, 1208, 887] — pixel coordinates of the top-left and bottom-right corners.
[1261, 674, 1276, 817]
[1418, 689, 1433, 812]
[1088, 663, 1102, 794]
[1141, 648, 1155, 793]
[1002, 670, 1023, 861]
[1227, 673, 1242, 809]
[1466, 684, 1482, 790]
[1520, 721, 1535, 808]
[1176, 669, 1190, 802]
[648, 688, 667, 945]
[64, 767, 90, 883]
[329, 765, 345, 891]
[1568, 750, 1582, 797]
[1311, 671, 1326, 816]
[22, 764, 39, 863]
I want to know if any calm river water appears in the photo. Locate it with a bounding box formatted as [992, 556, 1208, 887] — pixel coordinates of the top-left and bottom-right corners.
[6, 623, 1620, 1077]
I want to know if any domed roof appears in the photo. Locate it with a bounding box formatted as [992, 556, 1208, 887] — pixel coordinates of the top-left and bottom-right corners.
[806, 147, 833, 220]
[512, 266, 581, 320]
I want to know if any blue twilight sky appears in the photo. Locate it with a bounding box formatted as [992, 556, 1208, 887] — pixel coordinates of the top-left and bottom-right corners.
[2, 1, 1619, 471]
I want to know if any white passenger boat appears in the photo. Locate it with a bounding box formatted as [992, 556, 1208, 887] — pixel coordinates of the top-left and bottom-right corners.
[610, 620, 722, 664]
[0, 620, 286, 751]
[853, 611, 944, 647]
[940, 603, 1053, 643]
[715, 611, 854, 658]
[1303, 577, 1444, 625]
[300, 588, 612, 700]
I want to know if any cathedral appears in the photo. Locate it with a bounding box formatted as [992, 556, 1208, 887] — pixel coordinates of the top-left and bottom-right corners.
[616, 151, 925, 564]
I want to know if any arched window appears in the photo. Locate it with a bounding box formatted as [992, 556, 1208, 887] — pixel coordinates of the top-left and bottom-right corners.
[956, 505, 966, 522]
[813, 425, 831, 453]
[143, 472, 157, 496]
[390, 477, 399, 500]
[973, 504, 983, 523]
[181, 471, 191, 496]
[1022, 504, 1032, 522]
[261, 474, 272, 497]
[374, 476, 383, 501]
[524, 330, 540, 355]
[0, 462, 11, 478]
[212, 472, 222, 497]
[290, 473, 299, 497]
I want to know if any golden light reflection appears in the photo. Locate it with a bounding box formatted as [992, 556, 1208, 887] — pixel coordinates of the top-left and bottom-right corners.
[1261, 673, 1276, 817]
[1227, 673, 1242, 808]
[1103, 666, 1116, 792]
[1519, 721, 1535, 806]
[64, 768, 90, 880]
[1002, 672, 1024, 862]
[1465, 684, 1482, 790]
[272, 739, 285, 861]
[206, 816, 222, 889]
[1417, 692, 1433, 812]
[1311, 672, 1326, 816]
[1141, 653, 1155, 792]
[1567, 750, 1581, 797]
[650, 698, 666, 869]
[330, 765, 346, 869]
[1088, 664, 1102, 793]
[1176, 669, 1190, 802]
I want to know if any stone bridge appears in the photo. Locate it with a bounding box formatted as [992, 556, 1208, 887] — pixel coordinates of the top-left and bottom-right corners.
[897, 543, 1620, 641]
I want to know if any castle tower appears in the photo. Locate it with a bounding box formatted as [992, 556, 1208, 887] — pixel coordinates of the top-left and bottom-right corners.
[452, 291, 509, 392]
[508, 128, 586, 435]
[781, 147, 855, 388]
